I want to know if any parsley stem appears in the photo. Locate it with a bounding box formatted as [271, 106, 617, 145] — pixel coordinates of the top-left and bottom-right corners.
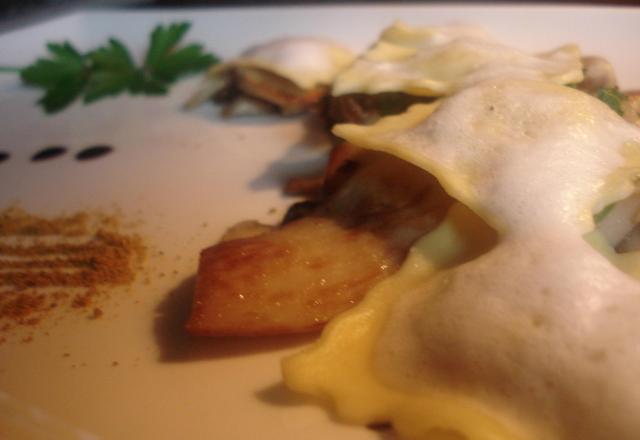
[0, 67, 21, 73]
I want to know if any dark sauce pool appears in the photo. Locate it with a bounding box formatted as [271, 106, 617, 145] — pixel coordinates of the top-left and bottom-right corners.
[0, 151, 9, 163]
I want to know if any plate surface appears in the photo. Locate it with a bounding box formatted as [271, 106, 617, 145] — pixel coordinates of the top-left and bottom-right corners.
[0, 5, 639, 440]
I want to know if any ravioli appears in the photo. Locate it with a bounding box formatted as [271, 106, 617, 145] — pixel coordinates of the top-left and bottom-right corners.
[332, 22, 583, 97]
[283, 80, 640, 440]
[186, 37, 354, 114]
[229, 37, 355, 90]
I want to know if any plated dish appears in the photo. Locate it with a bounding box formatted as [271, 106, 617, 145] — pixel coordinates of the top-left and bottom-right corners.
[1, 5, 640, 440]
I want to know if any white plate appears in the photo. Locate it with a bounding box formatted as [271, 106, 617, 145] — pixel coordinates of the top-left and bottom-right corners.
[0, 5, 638, 440]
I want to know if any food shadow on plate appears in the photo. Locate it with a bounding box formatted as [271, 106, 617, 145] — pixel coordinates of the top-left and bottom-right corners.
[248, 115, 332, 192]
[153, 274, 317, 362]
[257, 382, 398, 439]
[186, 102, 283, 126]
[187, 100, 329, 146]
[188, 102, 332, 192]
[248, 151, 326, 192]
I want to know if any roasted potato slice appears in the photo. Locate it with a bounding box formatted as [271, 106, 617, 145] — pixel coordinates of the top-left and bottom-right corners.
[188, 217, 399, 336]
[187, 151, 453, 336]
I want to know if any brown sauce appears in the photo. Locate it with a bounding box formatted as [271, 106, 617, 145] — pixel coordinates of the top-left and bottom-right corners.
[0, 151, 9, 163]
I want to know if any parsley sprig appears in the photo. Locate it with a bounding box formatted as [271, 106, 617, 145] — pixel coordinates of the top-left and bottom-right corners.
[2, 22, 218, 114]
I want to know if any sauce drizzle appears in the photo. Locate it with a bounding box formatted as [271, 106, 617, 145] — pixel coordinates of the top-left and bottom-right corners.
[31, 146, 67, 162]
[75, 145, 113, 161]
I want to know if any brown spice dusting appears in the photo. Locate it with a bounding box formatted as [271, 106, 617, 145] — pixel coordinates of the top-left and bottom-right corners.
[1, 292, 46, 320]
[0, 206, 145, 343]
[0, 207, 89, 236]
[71, 292, 92, 308]
[366, 422, 393, 431]
[111, 361, 119, 367]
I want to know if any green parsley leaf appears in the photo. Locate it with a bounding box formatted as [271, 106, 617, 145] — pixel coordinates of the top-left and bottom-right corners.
[20, 41, 89, 113]
[21, 42, 87, 88]
[144, 22, 191, 69]
[129, 71, 168, 95]
[143, 22, 219, 84]
[149, 44, 218, 83]
[10, 22, 219, 114]
[38, 75, 87, 113]
[596, 87, 627, 116]
[84, 39, 137, 103]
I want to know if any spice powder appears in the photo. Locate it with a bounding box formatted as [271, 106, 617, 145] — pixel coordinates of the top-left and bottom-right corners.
[0, 206, 145, 342]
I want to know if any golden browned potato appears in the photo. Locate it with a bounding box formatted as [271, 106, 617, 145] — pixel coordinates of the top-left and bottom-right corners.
[187, 151, 452, 336]
[188, 217, 399, 336]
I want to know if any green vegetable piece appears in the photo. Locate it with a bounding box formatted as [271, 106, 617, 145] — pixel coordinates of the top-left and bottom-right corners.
[15, 21, 219, 114]
[38, 75, 87, 113]
[144, 22, 190, 69]
[594, 203, 616, 223]
[129, 71, 168, 95]
[144, 22, 217, 83]
[84, 39, 137, 103]
[88, 39, 135, 72]
[150, 44, 217, 82]
[376, 93, 415, 117]
[21, 42, 87, 87]
[596, 87, 626, 116]
[20, 41, 89, 112]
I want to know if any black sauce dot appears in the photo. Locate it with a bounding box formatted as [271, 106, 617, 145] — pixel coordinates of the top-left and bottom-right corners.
[75, 145, 114, 161]
[0, 151, 9, 163]
[31, 146, 67, 162]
